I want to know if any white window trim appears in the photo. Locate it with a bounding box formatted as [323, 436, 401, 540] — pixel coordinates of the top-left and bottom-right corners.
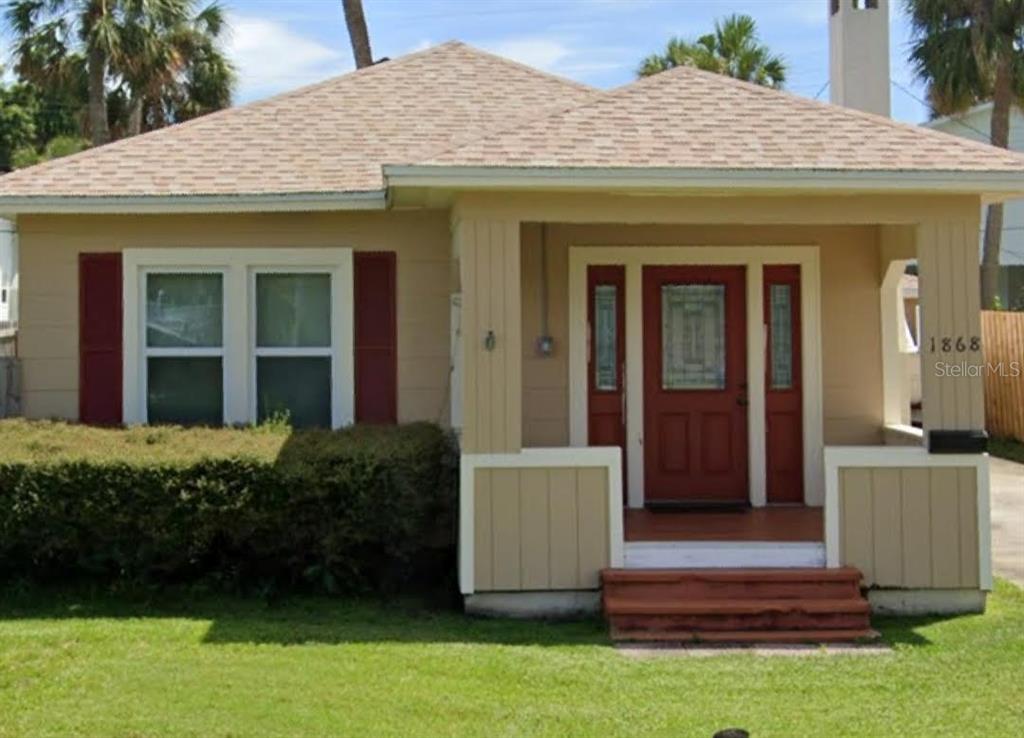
[124, 248, 354, 428]
[141, 267, 228, 424]
[567, 245, 824, 509]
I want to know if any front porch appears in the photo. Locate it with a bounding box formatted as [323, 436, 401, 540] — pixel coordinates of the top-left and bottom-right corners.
[624, 507, 823, 543]
[623, 507, 826, 571]
[453, 191, 992, 625]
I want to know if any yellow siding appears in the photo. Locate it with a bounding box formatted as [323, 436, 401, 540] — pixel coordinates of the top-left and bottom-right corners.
[456, 218, 522, 453]
[17, 211, 453, 424]
[520, 223, 886, 447]
[839, 465, 979, 588]
[917, 217, 986, 433]
[473, 465, 609, 592]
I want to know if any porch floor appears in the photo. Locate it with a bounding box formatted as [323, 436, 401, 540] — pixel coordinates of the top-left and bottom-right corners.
[624, 506, 823, 543]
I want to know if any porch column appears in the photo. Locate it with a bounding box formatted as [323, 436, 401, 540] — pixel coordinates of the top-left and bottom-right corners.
[454, 217, 522, 453]
[916, 217, 986, 443]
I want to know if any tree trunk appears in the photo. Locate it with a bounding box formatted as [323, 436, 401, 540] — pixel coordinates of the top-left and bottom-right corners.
[87, 44, 110, 146]
[981, 55, 1013, 308]
[342, 0, 374, 69]
[127, 95, 144, 138]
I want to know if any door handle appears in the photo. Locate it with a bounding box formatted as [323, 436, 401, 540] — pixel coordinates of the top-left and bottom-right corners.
[737, 392, 749, 407]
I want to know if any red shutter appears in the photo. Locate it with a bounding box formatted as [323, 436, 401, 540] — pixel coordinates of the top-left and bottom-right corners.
[79, 253, 123, 425]
[354, 252, 397, 423]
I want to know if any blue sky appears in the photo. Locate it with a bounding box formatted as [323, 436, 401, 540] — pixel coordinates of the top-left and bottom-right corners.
[221, 0, 927, 123]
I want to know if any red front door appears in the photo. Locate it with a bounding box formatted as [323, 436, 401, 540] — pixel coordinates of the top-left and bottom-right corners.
[643, 266, 748, 505]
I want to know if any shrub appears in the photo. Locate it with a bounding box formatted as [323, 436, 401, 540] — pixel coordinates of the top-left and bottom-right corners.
[0, 420, 458, 597]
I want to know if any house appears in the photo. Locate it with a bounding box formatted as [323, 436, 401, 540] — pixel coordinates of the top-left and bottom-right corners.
[927, 103, 1024, 309]
[0, 10, 1021, 638]
[0, 219, 15, 328]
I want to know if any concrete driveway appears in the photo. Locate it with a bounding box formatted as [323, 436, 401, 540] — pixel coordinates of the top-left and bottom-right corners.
[990, 456, 1024, 587]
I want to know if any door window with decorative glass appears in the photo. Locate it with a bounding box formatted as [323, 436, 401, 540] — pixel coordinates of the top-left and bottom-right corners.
[661, 284, 726, 390]
[593, 284, 619, 391]
[769, 283, 794, 389]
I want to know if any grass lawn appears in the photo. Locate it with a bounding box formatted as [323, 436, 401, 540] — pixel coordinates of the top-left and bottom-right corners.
[990, 436, 1024, 465]
[1, 583, 1023, 738]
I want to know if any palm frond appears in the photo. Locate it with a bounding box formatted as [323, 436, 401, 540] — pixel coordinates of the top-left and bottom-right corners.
[637, 13, 786, 88]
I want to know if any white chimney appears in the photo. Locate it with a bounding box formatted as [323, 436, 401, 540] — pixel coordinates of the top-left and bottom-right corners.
[829, 0, 891, 117]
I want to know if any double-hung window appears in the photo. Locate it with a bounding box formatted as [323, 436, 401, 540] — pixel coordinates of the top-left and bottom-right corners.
[124, 249, 353, 428]
[144, 271, 225, 425]
[254, 272, 334, 428]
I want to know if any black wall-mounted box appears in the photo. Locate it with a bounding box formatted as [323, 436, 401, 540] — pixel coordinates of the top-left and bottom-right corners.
[928, 430, 988, 455]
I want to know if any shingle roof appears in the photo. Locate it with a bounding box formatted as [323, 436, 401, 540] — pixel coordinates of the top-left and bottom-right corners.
[415, 64, 1024, 173]
[0, 41, 1022, 202]
[0, 42, 596, 198]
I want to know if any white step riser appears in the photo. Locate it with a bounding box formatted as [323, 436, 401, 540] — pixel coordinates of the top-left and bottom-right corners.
[625, 542, 826, 569]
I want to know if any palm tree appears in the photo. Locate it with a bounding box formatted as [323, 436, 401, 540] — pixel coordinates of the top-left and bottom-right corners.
[638, 14, 786, 89]
[7, 0, 123, 145]
[342, 0, 373, 69]
[119, 1, 234, 135]
[5, 0, 234, 146]
[907, 0, 1024, 309]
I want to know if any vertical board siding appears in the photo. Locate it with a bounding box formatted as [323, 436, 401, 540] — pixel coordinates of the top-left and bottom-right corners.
[840, 468, 874, 584]
[929, 469, 961, 588]
[839, 465, 979, 588]
[917, 219, 985, 433]
[457, 218, 522, 453]
[870, 468, 903, 586]
[473, 466, 610, 591]
[981, 311, 1024, 442]
[473, 470, 494, 591]
[519, 468, 551, 589]
[490, 469, 522, 590]
[900, 468, 933, 588]
[576, 467, 610, 589]
[957, 467, 980, 588]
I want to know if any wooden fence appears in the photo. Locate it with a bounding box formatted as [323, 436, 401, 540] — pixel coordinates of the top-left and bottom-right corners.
[981, 311, 1024, 443]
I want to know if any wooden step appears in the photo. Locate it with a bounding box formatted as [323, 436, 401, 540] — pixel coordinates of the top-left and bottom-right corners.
[601, 566, 872, 644]
[602, 567, 863, 601]
[611, 627, 880, 644]
[611, 611, 870, 633]
[602, 567, 863, 584]
[604, 597, 870, 616]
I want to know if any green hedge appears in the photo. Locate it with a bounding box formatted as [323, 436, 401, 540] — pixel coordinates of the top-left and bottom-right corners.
[0, 420, 459, 596]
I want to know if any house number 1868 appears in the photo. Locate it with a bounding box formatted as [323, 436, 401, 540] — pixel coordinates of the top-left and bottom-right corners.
[928, 336, 981, 353]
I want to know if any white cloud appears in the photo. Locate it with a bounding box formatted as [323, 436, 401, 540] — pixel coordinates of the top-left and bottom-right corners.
[225, 14, 352, 102]
[473, 33, 635, 86]
[408, 39, 436, 54]
[481, 37, 572, 72]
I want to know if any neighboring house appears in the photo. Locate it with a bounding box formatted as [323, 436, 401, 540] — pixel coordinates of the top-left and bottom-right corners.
[927, 103, 1024, 309]
[0, 32, 1020, 637]
[0, 219, 15, 327]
